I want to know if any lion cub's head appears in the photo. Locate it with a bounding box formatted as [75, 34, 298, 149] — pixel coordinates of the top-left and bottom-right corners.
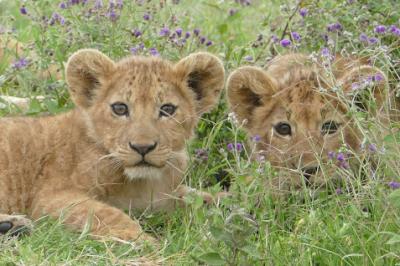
[227, 53, 388, 188]
[66, 49, 224, 180]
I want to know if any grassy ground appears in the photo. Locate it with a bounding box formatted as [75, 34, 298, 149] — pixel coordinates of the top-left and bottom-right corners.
[0, 0, 400, 265]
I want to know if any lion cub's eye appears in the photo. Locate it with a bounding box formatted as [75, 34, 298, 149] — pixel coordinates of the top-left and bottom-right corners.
[274, 122, 292, 136]
[160, 104, 177, 117]
[321, 121, 339, 135]
[111, 102, 129, 116]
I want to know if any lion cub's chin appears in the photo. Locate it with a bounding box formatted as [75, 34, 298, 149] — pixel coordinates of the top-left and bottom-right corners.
[123, 166, 163, 181]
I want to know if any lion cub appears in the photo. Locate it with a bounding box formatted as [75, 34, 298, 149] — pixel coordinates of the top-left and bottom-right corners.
[0, 49, 225, 242]
[227, 53, 391, 190]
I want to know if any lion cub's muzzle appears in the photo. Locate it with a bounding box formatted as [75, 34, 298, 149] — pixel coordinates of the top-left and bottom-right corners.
[128, 141, 159, 167]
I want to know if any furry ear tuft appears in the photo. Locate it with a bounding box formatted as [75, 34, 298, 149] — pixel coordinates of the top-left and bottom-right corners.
[339, 65, 388, 112]
[66, 49, 116, 108]
[226, 66, 276, 124]
[175, 52, 225, 114]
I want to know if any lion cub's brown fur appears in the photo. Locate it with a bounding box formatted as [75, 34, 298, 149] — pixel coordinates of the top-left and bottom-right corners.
[0, 49, 224, 241]
[227, 53, 392, 190]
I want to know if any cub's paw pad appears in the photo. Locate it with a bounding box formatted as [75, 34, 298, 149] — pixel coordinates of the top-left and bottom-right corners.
[0, 215, 32, 237]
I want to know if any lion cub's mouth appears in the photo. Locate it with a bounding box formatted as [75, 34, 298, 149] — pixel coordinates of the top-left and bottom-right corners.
[134, 159, 161, 168]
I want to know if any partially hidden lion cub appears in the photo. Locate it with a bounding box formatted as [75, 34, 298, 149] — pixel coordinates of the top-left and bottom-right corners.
[0, 49, 225, 242]
[227, 53, 393, 191]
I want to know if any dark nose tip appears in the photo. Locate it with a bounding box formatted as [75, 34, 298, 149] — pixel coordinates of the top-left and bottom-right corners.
[129, 142, 157, 156]
[301, 166, 319, 182]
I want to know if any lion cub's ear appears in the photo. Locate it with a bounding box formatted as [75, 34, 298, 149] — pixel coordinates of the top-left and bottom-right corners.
[66, 49, 116, 108]
[227, 66, 276, 124]
[338, 65, 388, 112]
[175, 52, 225, 114]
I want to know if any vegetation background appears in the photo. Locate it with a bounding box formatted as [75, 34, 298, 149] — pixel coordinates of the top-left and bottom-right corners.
[0, 0, 399, 265]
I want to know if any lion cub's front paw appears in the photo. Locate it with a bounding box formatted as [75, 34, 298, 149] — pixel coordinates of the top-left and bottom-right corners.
[0, 214, 33, 237]
[176, 185, 231, 205]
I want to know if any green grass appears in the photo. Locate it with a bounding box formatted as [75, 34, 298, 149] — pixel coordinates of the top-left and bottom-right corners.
[0, 0, 400, 265]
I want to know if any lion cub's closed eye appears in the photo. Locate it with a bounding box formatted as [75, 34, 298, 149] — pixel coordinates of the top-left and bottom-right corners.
[227, 53, 390, 190]
[0, 49, 225, 243]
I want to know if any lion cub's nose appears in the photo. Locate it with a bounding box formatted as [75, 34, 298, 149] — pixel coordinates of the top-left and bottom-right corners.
[301, 166, 319, 183]
[129, 142, 157, 156]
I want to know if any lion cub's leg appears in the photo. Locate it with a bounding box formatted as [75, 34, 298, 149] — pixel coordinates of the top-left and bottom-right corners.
[31, 190, 155, 243]
[0, 214, 33, 237]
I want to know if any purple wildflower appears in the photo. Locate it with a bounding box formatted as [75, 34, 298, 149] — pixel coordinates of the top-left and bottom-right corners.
[149, 47, 159, 56]
[374, 25, 386, 34]
[389, 25, 400, 36]
[321, 47, 330, 57]
[159, 27, 170, 37]
[236, 143, 243, 152]
[130, 47, 139, 54]
[132, 29, 142, 37]
[206, 40, 213, 46]
[69, 0, 79, 5]
[227, 143, 234, 151]
[392, 28, 400, 37]
[59, 2, 67, 9]
[351, 82, 361, 90]
[252, 135, 261, 142]
[193, 28, 200, 36]
[280, 39, 291, 48]
[244, 55, 253, 62]
[184, 31, 191, 39]
[337, 152, 345, 162]
[195, 148, 208, 161]
[359, 33, 368, 42]
[368, 37, 378, 44]
[130, 43, 144, 54]
[291, 31, 301, 41]
[389, 25, 398, 33]
[199, 36, 206, 44]
[19, 6, 28, 15]
[368, 143, 377, 153]
[12, 58, 28, 69]
[116, 0, 123, 9]
[328, 151, 336, 160]
[109, 0, 115, 8]
[299, 8, 308, 17]
[373, 73, 384, 82]
[94, 0, 103, 8]
[327, 22, 342, 32]
[59, 16, 65, 25]
[175, 28, 182, 37]
[143, 13, 151, 21]
[107, 9, 118, 21]
[335, 188, 343, 195]
[388, 181, 400, 189]
[271, 34, 279, 44]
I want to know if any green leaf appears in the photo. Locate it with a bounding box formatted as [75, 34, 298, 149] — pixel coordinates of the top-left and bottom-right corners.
[44, 98, 61, 114]
[388, 189, 400, 208]
[197, 252, 225, 265]
[386, 234, 400, 245]
[384, 132, 400, 144]
[26, 98, 42, 115]
[218, 23, 228, 35]
[240, 245, 262, 259]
